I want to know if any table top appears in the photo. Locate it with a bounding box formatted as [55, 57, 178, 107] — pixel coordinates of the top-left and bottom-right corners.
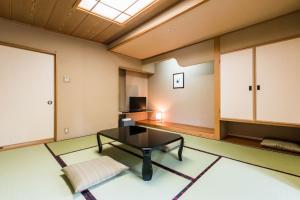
[98, 126, 182, 149]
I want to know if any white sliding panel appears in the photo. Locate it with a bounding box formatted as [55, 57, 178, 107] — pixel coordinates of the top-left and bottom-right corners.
[256, 37, 300, 124]
[0, 45, 54, 147]
[221, 48, 253, 120]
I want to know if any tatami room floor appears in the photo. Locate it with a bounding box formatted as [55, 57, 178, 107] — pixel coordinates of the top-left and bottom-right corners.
[0, 128, 300, 200]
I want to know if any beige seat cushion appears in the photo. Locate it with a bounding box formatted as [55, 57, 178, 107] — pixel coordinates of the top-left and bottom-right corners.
[261, 139, 300, 153]
[62, 156, 129, 193]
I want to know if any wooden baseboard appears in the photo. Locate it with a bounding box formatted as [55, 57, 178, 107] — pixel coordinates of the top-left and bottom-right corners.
[0, 138, 54, 152]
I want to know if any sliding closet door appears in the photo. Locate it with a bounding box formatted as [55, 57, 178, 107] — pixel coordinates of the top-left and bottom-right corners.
[256, 38, 300, 124]
[0, 45, 54, 147]
[221, 48, 253, 120]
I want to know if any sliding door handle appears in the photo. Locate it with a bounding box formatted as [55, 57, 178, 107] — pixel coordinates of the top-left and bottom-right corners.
[257, 85, 261, 91]
[249, 86, 252, 91]
[47, 100, 53, 105]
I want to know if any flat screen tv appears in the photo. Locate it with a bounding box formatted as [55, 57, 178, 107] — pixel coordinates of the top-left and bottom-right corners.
[129, 97, 146, 112]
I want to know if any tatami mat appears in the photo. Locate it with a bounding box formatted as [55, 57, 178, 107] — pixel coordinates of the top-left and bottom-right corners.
[1, 129, 300, 200]
[111, 141, 219, 179]
[180, 158, 300, 200]
[0, 144, 85, 200]
[141, 126, 300, 176]
[47, 134, 112, 156]
[181, 133, 300, 176]
[60, 145, 191, 200]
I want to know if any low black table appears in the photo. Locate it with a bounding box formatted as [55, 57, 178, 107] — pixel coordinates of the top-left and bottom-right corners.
[97, 126, 184, 181]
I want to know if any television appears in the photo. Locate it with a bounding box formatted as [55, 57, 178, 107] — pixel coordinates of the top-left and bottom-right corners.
[129, 97, 146, 112]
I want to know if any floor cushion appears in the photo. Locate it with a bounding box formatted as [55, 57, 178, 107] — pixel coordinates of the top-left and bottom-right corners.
[261, 139, 300, 153]
[62, 156, 129, 193]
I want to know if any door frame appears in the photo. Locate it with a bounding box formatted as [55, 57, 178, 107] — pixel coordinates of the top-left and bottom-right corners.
[0, 40, 58, 142]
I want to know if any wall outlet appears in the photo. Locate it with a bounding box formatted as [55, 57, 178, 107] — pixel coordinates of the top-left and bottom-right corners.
[64, 128, 69, 134]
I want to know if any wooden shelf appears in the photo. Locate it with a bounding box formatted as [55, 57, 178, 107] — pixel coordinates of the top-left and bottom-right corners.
[120, 110, 153, 114]
[221, 118, 300, 128]
[136, 120, 216, 139]
[119, 67, 154, 75]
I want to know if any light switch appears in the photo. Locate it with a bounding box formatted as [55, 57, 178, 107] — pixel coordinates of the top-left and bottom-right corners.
[63, 75, 70, 83]
[64, 128, 69, 134]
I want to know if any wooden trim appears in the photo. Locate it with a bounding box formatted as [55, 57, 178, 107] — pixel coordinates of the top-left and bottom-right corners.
[226, 133, 262, 141]
[0, 41, 58, 142]
[54, 54, 58, 141]
[221, 34, 300, 55]
[221, 118, 300, 128]
[213, 37, 221, 140]
[252, 47, 257, 121]
[109, 0, 209, 50]
[119, 66, 154, 75]
[0, 138, 54, 152]
[0, 41, 56, 55]
[140, 11, 300, 62]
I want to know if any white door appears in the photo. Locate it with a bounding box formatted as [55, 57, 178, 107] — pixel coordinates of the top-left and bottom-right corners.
[0, 45, 54, 147]
[256, 38, 300, 124]
[221, 48, 253, 120]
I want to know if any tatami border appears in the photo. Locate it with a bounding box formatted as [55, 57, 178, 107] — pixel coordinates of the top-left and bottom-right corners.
[184, 145, 300, 178]
[44, 144, 97, 200]
[44, 135, 300, 200]
[172, 156, 222, 199]
[109, 142, 194, 181]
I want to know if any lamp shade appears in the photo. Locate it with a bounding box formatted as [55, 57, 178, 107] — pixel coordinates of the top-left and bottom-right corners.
[156, 111, 163, 122]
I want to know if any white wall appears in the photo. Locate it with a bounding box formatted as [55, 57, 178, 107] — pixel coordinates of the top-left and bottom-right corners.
[0, 17, 142, 140]
[148, 59, 214, 128]
[125, 71, 148, 111]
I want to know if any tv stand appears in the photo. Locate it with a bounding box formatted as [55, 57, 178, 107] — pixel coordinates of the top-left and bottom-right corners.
[121, 110, 153, 114]
[120, 110, 153, 121]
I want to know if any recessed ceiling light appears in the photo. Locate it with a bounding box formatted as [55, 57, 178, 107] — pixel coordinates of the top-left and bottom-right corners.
[77, 0, 157, 24]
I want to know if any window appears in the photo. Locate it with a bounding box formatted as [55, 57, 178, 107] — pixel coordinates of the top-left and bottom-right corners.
[77, 0, 157, 24]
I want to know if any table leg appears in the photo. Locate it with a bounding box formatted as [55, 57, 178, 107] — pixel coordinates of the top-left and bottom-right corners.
[97, 133, 102, 153]
[178, 138, 184, 161]
[142, 149, 152, 181]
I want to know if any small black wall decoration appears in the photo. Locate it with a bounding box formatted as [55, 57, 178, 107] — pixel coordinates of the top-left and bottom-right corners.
[173, 72, 184, 89]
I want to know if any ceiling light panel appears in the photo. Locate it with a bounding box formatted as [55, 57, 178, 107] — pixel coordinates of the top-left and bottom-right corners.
[92, 3, 121, 19]
[125, 0, 155, 16]
[115, 13, 131, 23]
[101, 0, 136, 12]
[78, 0, 98, 11]
[77, 0, 157, 24]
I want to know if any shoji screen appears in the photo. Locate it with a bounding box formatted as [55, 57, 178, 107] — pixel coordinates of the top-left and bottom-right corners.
[0, 44, 54, 147]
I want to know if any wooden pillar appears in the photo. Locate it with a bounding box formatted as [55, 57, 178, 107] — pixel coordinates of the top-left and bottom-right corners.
[214, 37, 221, 140]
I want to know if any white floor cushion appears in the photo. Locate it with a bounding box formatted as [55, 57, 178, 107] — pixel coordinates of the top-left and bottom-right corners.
[62, 156, 129, 193]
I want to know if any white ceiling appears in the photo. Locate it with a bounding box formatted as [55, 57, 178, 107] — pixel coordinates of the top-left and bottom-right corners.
[109, 0, 300, 59]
